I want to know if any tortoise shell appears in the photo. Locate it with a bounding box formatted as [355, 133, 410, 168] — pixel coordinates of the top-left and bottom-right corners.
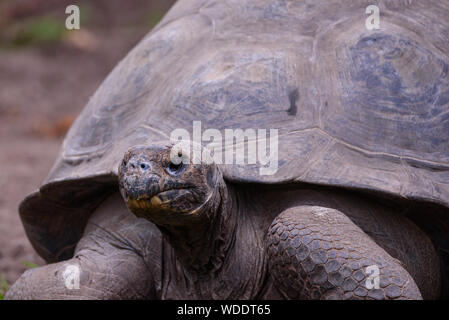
[20, 0, 449, 262]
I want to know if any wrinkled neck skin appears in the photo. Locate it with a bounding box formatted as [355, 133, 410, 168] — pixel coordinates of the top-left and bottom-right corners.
[158, 178, 238, 275]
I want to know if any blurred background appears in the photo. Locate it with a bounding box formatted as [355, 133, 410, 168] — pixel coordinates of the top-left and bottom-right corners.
[0, 0, 176, 290]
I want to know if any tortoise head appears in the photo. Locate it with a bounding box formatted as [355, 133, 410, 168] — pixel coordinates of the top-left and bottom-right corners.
[118, 143, 222, 227]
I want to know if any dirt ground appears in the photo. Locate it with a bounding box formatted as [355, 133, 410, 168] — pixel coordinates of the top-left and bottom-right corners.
[0, 0, 176, 285]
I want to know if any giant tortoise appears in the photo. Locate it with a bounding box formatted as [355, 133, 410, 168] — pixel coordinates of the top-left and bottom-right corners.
[7, 0, 449, 300]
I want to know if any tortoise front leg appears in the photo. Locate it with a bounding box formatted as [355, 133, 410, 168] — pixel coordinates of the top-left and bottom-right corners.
[6, 227, 155, 300]
[6, 246, 153, 300]
[6, 193, 158, 300]
[266, 206, 422, 300]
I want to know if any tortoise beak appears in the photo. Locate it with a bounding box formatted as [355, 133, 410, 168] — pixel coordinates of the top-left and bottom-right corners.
[120, 173, 161, 200]
[118, 153, 163, 200]
[118, 171, 166, 214]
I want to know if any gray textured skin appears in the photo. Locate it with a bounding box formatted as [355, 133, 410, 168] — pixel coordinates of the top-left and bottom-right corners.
[6, 184, 441, 299]
[6, 0, 449, 299]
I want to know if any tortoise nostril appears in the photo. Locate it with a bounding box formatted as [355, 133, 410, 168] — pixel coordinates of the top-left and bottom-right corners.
[127, 160, 138, 169]
[127, 159, 150, 171]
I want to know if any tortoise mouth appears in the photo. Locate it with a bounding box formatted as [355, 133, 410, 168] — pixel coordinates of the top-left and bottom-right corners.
[121, 185, 195, 213]
[122, 185, 191, 201]
[119, 168, 193, 201]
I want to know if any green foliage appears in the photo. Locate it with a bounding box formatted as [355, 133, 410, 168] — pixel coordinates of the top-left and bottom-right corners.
[21, 261, 39, 269]
[12, 17, 66, 47]
[0, 261, 39, 299]
[0, 274, 9, 300]
[147, 11, 165, 28]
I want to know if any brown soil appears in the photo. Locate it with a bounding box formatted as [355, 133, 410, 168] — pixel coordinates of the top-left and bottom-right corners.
[0, 0, 176, 284]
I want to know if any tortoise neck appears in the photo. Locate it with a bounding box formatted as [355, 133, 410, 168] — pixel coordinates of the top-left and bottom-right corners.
[161, 178, 238, 275]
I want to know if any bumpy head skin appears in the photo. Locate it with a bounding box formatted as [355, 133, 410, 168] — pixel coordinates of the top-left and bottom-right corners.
[119, 144, 220, 226]
[118, 143, 233, 273]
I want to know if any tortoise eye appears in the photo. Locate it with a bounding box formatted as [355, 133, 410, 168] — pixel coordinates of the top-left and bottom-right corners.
[140, 163, 150, 170]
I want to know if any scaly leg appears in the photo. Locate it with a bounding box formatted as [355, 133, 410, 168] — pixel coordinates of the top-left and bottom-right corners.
[267, 206, 423, 300]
